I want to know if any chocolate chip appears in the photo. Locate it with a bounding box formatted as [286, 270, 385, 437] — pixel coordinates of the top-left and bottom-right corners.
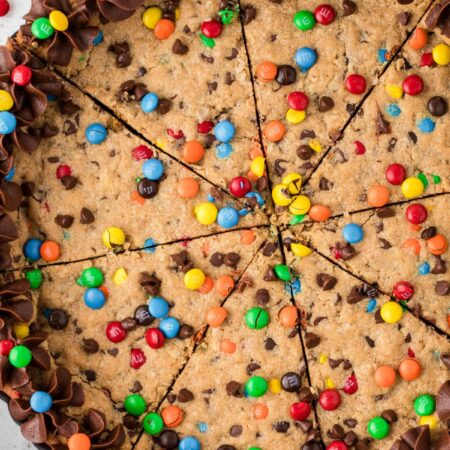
[297, 145, 314, 160]
[381, 409, 398, 423]
[276, 65, 296, 85]
[396, 11, 411, 25]
[376, 207, 396, 218]
[107, 348, 119, 356]
[218, 446, 236, 450]
[344, 418, 357, 428]
[138, 179, 159, 198]
[298, 386, 314, 402]
[397, 0, 413, 4]
[82, 338, 99, 354]
[61, 175, 78, 190]
[379, 238, 392, 249]
[123, 414, 139, 430]
[177, 388, 194, 403]
[318, 96, 334, 112]
[281, 372, 302, 392]
[265, 337, 277, 350]
[172, 38, 188, 55]
[301, 442, 322, 450]
[139, 272, 162, 295]
[157, 98, 172, 115]
[134, 305, 154, 326]
[225, 72, 235, 85]
[440, 353, 450, 369]
[84, 370, 96, 381]
[263, 242, 277, 256]
[431, 256, 447, 274]
[257, 175, 268, 192]
[178, 324, 194, 339]
[296, 420, 313, 433]
[226, 381, 242, 397]
[130, 381, 143, 393]
[347, 285, 365, 303]
[54, 214, 74, 229]
[229, 425, 242, 437]
[225, 48, 239, 60]
[408, 131, 417, 144]
[342, 0, 357, 16]
[241, 5, 256, 24]
[224, 252, 240, 268]
[428, 96, 448, 116]
[319, 177, 332, 191]
[327, 424, 344, 439]
[200, 53, 214, 64]
[263, 266, 277, 281]
[344, 431, 358, 446]
[121, 317, 137, 331]
[273, 421, 290, 433]
[170, 251, 193, 273]
[421, 226, 437, 240]
[365, 335, 375, 347]
[80, 207, 95, 224]
[376, 110, 391, 135]
[435, 280, 450, 295]
[328, 358, 343, 369]
[316, 273, 337, 290]
[48, 309, 68, 330]
[247, 362, 261, 375]
[304, 332, 321, 348]
[256, 288, 270, 306]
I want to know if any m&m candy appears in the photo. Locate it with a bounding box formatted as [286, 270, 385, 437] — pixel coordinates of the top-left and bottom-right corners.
[380, 301, 403, 324]
[106, 321, 127, 343]
[0, 90, 13, 111]
[0, 0, 10, 16]
[148, 296, 169, 318]
[287, 91, 309, 111]
[0, 111, 17, 134]
[68, 433, 91, 450]
[314, 4, 336, 25]
[142, 158, 164, 180]
[245, 307, 269, 329]
[229, 176, 251, 197]
[159, 316, 180, 338]
[77, 267, 104, 288]
[49, 10, 69, 31]
[405, 204, 427, 224]
[84, 288, 106, 309]
[30, 391, 53, 413]
[246, 376, 268, 397]
[392, 281, 414, 301]
[414, 394, 435, 416]
[23, 238, 43, 261]
[432, 43, 450, 66]
[9, 345, 32, 368]
[402, 75, 424, 96]
[385, 163, 406, 185]
[214, 120, 235, 142]
[179, 436, 201, 450]
[293, 10, 315, 31]
[142, 6, 162, 29]
[124, 393, 147, 416]
[102, 227, 126, 248]
[217, 206, 239, 228]
[194, 202, 218, 225]
[401, 177, 424, 198]
[346, 74, 366, 95]
[86, 123, 107, 144]
[319, 389, 341, 410]
[145, 328, 165, 349]
[342, 223, 364, 244]
[130, 348, 146, 369]
[184, 268, 205, 289]
[290, 401, 311, 420]
[141, 92, 159, 113]
[31, 17, 55, 40]
[142, 412, 164, 435]
[295, 47, 317, 72]
[367, 417, 390, 439]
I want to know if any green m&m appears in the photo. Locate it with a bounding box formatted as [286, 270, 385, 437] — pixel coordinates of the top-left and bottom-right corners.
[9, 345, 32, 368]
[414, 394, 436, 416]
[367, 416, 390, 440]
[274, 264, 291, 281]
[142, 412, 163, 435]
[31, 18, 55, 40]
[245, 307, 269, 330]
[26, 269, 43, 289]
[245, 376, 268, 398]
[124, 394, 147, 416]
[77, 267, 104, 288]
[293, 10, 316, 31]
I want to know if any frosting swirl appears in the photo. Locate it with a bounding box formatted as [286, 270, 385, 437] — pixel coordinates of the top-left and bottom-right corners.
[86, 0, 145, 22]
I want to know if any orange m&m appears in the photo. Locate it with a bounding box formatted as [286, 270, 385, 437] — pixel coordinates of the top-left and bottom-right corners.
[206, 306, 228, 327]
[177, 177, 199, 198]
[309, 204, 331, 222]
[367, 184, 389, 207]
[278, 305, 299, 328]
[252, 403, 269, 419]
[264, 120, 285, 142]
[68, 433, 91, 450]
[374, 365, 396, 388]
[216, 275, 234, 297]
[255, 61, 277, 82]
[426, 234, 448, 255]
[40, 240, 60, 262]
[154, 19, 175, 40]
[399, 358, 421, 381]
[183, 140, 205, 163]
[161, 405, 184, 427]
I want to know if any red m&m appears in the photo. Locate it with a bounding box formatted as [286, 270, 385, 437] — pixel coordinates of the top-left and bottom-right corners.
[290, 401, 311, 420]
[201, 19, 222, 38]
[342, 373, 358, 395]
[229, 176, 252, 197]
[198, 120, 214, 134]
[327, 442, 348, 450]
[0, 339, 14, 356]
[145, 327, 165, 349]
[130, 348, 146, 369]
[287, 91, 309, 111]
[314, 4, 336, 25]
[392, 281, 414, 301]
[405, 204, 427, 224]
[11, 65, 32, 86]
[56, 164, 72, 179]
[0, 0, 10, 17]
[106, 321, 127, 343]
[402, 75, 424, 96]
[319, 388, 341, 410]
[346, 74, 366, 95]
[385, 163, 406, 185]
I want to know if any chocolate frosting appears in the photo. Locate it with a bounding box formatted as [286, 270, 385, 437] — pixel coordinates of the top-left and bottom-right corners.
[436, 380, 450, 425]
[87, 0, 145, 22]
[425, 1, 450, 38]
[389, 425, 431, 450]
[21, 0, 98, 66]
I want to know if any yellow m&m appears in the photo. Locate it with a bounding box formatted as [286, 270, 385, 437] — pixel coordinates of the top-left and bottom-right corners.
[13, 323, 30, 339]
[112, 267, 128, 285]
[272, 184, 291, 206]
[184, 268, 205, 290]
[380, 301, 403, 324]
[250, 156, 265, 178]
[401, 177, 424, 199]
[432, 43, 450, 66]
[419, 415, 438, 430]
[289, 195, 311, 215]
[49, 10, 69, 32]
[385, 84, 403, 99]
[143, 6, 163, 30]
[194, 202, 218, 225]
[285, 108, 306, 124]
[102, 227, 126, 249]
[282, 172, 302, 195]
[268, 378, 282, 394]
[0, 90, 14, 111]
[290, 242, 312, 258]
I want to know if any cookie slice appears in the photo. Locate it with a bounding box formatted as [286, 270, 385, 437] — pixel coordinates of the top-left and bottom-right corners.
[136, 239, 322, 450]
[16, 1, 266, 192]
[283, 241, 450, 449]
[304, 28, 450, 217]
[241, 0, 433, 188]
[26, 228, 267, 411]
[10, 76, 267, 267]
[290, 193, 450, 334]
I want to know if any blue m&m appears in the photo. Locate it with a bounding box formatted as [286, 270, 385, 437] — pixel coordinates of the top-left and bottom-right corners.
[142, 158, 164, 180]
[214, 120, 235, 142]
[294, 47, 317, 72]
[216, 142, 234, 159]
[86, 123, 107, 144]
[30, 391, 53, 413]
[23, 238, 43, 261]
[342, 223, 364, 244]
[217, 206, 239, 229]
[0, 111, 17, 134]
[179, 436, 201, 450]
[141, 92, 159, 113]
[84, 288, 106, 310]
[148, 296, 169, 318]
[159, 316, 180, 338]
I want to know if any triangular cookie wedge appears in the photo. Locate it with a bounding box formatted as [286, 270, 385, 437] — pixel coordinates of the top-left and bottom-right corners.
[10, 75, 267, 267]
[137, 239, 323, 450]
[241, 0, 434, 188]
[25, 228, 267, 412]
[16, 1, 267, 192]
[304, 28, 449, 217]
[290, 193, 450, 334]
[283, 239, 450, 449]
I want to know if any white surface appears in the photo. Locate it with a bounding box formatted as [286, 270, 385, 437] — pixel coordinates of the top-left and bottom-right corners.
[1, 3, 37, 450]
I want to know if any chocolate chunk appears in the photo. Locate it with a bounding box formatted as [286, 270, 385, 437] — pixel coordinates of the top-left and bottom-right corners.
[263, 266, 277, 281]
[256, 288, 270, 306]
[134, 305, 154, 326]
[109, 42, 132, 68]
[172, 38, 188, 55]
[170, 251, 193, 273]
[61, 175, 78, 190]
[274, 158, 288, 176]
[431, 256, 447, 274]
[396, 11, 411, 26]
[379, 238, 392, 249]
[298, 386, 314, 402]
[80, 207, 95, 224]
[200, 53, 214, 64]
[319, 177, 332, 190]
[342, 0, 357, 16]
[376, 207, 396, 218]
[225, 72, 235, 85]
[177, 388, 194, 403]
[54, 214, 74, 229]
[207, 81, 218, 93]
[226, 381, 242, 397]
[376, 109, 391, 135]
[257, 175, 268, 192]
[441, 353, 450, 369]
[428, 96, 448, 116]
[281, 372, 302, 392]
[344, 418, 358, 428]
[301, 442, 323, 450]
[296, 420, 313, 433]
[178, 324, 194, 339]
[123, 414, 139, 430]
[327, 424, 344, 439]
[304, 332, 321, 348]
[84, 370, 96, 382]
[218, 446, 236, 450]
[265, 337, 277, 350]
[273, 421, 290, 433]
[421, 226, 437, 240]
[381, 409, 398, 423]
[210, 252, 225, 267]
[138, 179, 159, 198]
[48, 309, 68, 330]
[297, 145, 314, 160]
[247, 362, 261, 375]
[225, 48, 239, 60]
[121, 317, 137, 331]
[157, 98, 172, 115]
[435, 280, 450, 296]
[130, 381, 143, 393]
[347, 285, 365, 303]
[344, 431, 358, 446]
[408, 131, 417, 144]
[224, 252, 240, 268]
[316, 273, 338, 290]
[276, 65, 296, 85]
[229, 425, 242, 437]
[107, 348, 119, 356]
[365, 335, 375, 347]
[241, 5, 256, 24]
[397, 0, 413, 4]
[328, 358, 343, 369]
[139, 272, 161, 295]
[318, 96, 335, 112]
[82, 338, 99, 354]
